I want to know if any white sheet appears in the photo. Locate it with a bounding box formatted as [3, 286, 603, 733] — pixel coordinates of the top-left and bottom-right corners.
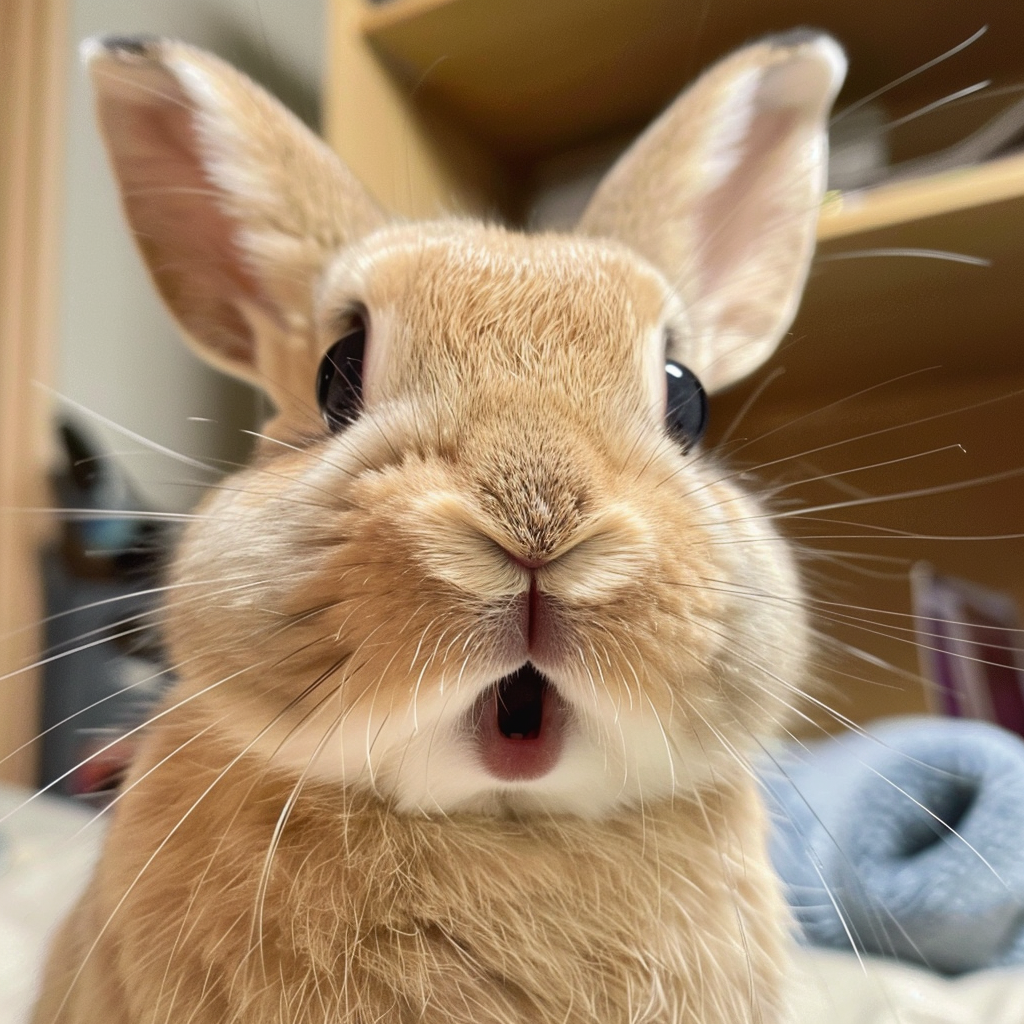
[0, 786, 103, 1024]
[791, 948, 1024, 1023]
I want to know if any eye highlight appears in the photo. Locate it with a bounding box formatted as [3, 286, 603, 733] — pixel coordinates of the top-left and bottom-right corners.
[317, 312, 367, 432]
[665, 360, 708, 453]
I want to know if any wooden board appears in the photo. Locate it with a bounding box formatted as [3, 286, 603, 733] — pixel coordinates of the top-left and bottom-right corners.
[0, 0, 67, 785]
[327, 0, 523, 219]
[361, 0, 1024, 160]
[820, 151, 1024, 240]
[797, 179, 1024, 394]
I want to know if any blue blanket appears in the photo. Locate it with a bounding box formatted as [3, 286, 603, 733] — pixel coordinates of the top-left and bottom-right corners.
[762, 717, 1024, 974]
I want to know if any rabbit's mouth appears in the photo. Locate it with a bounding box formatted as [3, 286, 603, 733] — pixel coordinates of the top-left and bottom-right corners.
[473, 664, 568, 781]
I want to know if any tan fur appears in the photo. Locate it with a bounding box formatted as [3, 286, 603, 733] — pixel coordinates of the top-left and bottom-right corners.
[34, 33, 845, 1024]
[36, 721, 789, 1024]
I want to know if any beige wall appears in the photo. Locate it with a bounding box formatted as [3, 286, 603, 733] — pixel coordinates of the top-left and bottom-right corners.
[58, 0, 325, 509]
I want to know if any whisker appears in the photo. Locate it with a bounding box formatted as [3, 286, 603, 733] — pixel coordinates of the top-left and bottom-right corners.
[769, 464, 1024, 521]
[0, 661, 266, 828]
[0, 657, 191, 772]
[0, 572, 258, 644]
[816, 247, 990, 267]
[830, 25, 987, 124]
[0, 573, 295, 686]
[723, 443, 968, 510]
[0, 623, 150, 685]
[251, 692, 347, 971]
[882, 79, 991, 132]
[2, 506, 202, 521]
[716, 367, 787, 448]
[38, 386, 221, 474]
[697, 367, 945, 487]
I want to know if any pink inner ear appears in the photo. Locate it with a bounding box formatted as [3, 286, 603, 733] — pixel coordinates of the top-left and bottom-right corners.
[97, 65, 269, 369]
[694, 107, 803, 308]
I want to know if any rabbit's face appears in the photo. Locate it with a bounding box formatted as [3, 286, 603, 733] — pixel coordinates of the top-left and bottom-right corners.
[167, 222, 807, 817]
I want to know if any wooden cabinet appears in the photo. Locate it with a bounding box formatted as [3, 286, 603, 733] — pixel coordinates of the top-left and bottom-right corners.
[326, 0, 1024, 727]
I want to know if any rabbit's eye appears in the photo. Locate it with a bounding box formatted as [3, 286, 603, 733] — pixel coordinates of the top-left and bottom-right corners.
[665, 360, 708, 453]
[317, 320, 366, 432]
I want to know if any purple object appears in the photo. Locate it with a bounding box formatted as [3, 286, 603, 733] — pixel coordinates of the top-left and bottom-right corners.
[912, 564, 1024, 738]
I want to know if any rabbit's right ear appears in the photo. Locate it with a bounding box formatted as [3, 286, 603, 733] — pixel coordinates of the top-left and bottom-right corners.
[578, 33, 845, 394]
[83, 37, 386, 409]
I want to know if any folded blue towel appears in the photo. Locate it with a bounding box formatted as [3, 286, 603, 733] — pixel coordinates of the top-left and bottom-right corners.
[762, 717, 1024, 974]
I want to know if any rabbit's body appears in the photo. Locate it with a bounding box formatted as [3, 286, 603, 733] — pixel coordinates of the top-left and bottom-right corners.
[34, 32, 845, 1024]
[37, 724, 786, 1023]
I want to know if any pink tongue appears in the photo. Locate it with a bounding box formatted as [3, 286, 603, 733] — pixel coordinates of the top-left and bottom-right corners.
[475, 666, 566, 781]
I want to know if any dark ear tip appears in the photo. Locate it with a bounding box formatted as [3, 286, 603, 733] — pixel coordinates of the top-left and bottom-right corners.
[99, 34, 158, 54]
[80, 34, 162, 66]
[768, 27, 831, 49]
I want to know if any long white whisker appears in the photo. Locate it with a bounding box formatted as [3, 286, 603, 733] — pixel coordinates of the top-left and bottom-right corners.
[38, 385, 221, 474]
[0, 661, 265, 827]
[817, 247, 990, 267]
[830, 25, 987, 124]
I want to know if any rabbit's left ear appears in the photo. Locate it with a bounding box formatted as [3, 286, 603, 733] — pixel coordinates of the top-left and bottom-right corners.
[83, 36, 387, 417]
[578, 33, 845, 393]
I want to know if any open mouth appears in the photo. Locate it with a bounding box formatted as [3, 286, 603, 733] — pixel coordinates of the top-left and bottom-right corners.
[474, 663, 567, 781]
[497, 666, 546, 739]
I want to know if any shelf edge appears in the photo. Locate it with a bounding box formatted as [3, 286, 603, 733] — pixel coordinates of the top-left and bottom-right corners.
[361, 0, 462, 35]
[818, 153, 1024, 241]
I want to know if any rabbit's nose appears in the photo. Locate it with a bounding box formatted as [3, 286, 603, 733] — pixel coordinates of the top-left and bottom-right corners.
[502, 551, 551, 572]
[478, 462, 589, 560]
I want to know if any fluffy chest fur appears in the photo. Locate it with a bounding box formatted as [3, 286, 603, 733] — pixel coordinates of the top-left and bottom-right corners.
[38, 720, 787, 1024]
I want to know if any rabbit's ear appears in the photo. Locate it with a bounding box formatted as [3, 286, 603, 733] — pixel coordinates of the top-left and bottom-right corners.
[578, 33, 845, 394]
[83, 36, 386, 395]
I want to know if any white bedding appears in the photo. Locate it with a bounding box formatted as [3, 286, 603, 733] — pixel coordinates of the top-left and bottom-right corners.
[0, 786, 103, 1024]
[791, 949, 1024, 1023]
[4, 785, 1023, 1024]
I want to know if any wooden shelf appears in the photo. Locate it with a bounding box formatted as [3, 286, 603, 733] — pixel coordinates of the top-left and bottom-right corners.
[337, 0, 1024, 401]
[819, 151, 1024, 240]
[348, 0, 1024, 383]
[362, 0, 1024, 161]
[782, 153, 1024, 395]
[335, 0, 1024, 409]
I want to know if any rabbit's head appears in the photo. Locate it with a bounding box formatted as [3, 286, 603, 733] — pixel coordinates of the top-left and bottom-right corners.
[86, 33, 844, 816]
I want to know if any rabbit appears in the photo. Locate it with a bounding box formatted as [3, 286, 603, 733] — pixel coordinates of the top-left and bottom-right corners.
[32, 28, 845, 1024]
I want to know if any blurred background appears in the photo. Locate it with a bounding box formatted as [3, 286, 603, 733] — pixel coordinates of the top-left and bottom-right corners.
[2, 0, 324, 791]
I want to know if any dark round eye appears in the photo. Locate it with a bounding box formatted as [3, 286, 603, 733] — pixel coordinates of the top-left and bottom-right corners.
[665, 360, 708, 453]
[317, 316, 367, 432]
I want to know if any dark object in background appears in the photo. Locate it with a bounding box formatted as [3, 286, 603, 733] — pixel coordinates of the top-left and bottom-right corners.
[39, 421, 176, 801]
